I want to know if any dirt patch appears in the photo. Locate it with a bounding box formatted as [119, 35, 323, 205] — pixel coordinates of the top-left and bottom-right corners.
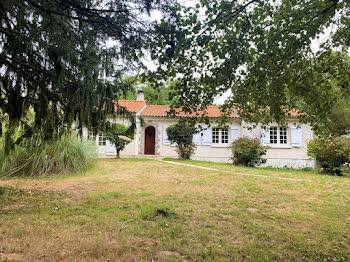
[0, 253, 25, 261]
[156, 250, 181, 258]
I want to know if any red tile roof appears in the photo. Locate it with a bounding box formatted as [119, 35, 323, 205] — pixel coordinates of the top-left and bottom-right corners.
[141, 105, 239, 118]
[114, 100, 146, 114]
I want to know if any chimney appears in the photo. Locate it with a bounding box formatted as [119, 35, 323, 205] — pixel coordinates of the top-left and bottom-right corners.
[137, 90, 144, 101]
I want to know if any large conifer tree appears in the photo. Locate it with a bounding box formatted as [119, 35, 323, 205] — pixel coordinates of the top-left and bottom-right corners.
[0, 0, 170, 151]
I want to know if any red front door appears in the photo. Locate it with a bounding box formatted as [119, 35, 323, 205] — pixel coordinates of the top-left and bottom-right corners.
[144, 126, 155, 155]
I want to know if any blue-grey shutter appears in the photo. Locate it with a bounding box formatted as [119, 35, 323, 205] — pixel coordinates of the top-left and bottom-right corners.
[291, 126, 302, 147]
[202, 125, 212, 145]
[106, 140, 116, 155]
[261, 127, 270, 145]
[231, 127, 241, 143]
[193, 125, 202, 145]
[163, 125, 170, 145]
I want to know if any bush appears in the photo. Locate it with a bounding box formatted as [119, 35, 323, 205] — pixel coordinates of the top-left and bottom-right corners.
[307, 137, 350, 175]
[0, 135, 97, 177]
[231, 137, 267, 167]
[166, 122, 197, 160]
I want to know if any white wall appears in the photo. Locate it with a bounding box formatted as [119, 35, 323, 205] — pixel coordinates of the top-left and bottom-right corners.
[83, 116, 140, 158]
[152, 118, 315, 168]
[87, 116, 315, 168]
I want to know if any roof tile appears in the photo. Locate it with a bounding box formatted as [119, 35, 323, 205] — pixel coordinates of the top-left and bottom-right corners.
[141, 105, 239, 118]
[114, 100, 146, 114]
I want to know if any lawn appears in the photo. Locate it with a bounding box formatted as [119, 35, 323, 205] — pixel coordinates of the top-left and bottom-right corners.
[0, 158, 349, 261]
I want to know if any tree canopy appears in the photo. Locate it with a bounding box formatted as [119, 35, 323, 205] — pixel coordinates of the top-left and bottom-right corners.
[107, 123, 135, 158]
[152, 0, 350, 135]
[0, 0, 172, 152]
[121, 77, 172, 105]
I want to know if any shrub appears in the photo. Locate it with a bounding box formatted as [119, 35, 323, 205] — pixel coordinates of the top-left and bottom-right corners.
[307, 137, 350, 175]
[0, 135, 97, 177]
[166, 122, 197, 160]
[231, 137, 267, 167]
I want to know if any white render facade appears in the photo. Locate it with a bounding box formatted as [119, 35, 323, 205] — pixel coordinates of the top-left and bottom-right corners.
[85, 99, 315, 168]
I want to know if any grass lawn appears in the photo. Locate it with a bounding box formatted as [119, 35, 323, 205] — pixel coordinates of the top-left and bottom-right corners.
[0, 158, 349, 261]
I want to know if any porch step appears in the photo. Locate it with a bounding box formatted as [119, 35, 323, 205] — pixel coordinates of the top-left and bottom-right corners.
[137, 155, 164, 160]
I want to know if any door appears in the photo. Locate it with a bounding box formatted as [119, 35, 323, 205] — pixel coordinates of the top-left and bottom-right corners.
[144, 126, 155, 154]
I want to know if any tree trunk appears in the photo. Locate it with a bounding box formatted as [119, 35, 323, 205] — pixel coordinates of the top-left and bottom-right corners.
[116, 148, 120, 158]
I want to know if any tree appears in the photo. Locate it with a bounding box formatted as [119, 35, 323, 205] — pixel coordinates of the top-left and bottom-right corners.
[122, 77, 173, 105]
[166, 121, 196, 159]
[152, 1, 350, 135]
[0, 0, 174, 153]
[107, 123, 135, 158]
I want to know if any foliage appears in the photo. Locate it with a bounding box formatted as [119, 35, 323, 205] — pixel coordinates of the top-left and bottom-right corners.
[328, 54, 350, 136]
[152, 1, 350, 134]
[166, 122, 196, 159]
[0, 0, 174, 153]
[0, 135, 97, 177]
[231, 137, 267, 167]
[122, 77, 173, 105]
[107, 123, 135, 158]
[307, 137, 350, 175]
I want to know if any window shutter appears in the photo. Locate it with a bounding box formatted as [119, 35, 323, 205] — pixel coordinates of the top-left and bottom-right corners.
[291, 126, 302, 147]
[261, 127, 270, 145]
[106, 140, 116, 155]
[193, 125, 202, 145]
[162, 125, 170, 145]
[202, 125, 212, 145]
[231, 127, 241, 143]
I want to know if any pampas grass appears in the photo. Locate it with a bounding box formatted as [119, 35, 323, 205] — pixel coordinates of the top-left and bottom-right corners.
[0, 135, 97, 177]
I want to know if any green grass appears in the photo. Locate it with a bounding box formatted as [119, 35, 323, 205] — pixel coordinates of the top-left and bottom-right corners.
[0, 158, 349, 261]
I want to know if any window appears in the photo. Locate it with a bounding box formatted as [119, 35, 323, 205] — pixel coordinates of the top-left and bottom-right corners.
[98, 133, 106, 146]
[221, 129, 229, 144]
[280, 127, 287, 144]
[212, 128, 229, 144]
[270, 127, 288, 145]
[88, 131, 96, 142]
[212, 128, 220, 143]
[270, 127, 278, 144]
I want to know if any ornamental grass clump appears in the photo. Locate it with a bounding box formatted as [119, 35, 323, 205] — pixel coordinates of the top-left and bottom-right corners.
[307, 137, 350, 176]
[231, 137, 267, 167]
[0, 135, 97, 177]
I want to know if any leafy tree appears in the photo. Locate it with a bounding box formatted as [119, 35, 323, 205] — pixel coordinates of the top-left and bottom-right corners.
[152, 1, 350, 134]
[0, 0, 173, 153]
[166, 122, 196, 159]
[307, 137, 350, 175]
[122, 78, 172, 105]
[107, 123, 135, 158]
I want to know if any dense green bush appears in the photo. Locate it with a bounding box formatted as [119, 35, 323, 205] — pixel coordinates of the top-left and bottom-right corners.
[231, 137, 267, 167]
[166, 122, 196, 160]
[307, 137, 350, 175]
[0, 135, 97, 177]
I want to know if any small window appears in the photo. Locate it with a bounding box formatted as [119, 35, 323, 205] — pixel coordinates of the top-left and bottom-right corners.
[98, 133, 106, 146]
[88, 131, 96, 142]
[212, 127, 229, 144]
[270, 127, 278, 144]
[280, 127, 287, 144]
[212, 128, 220, 143]
[270, 127, 288, 145]
[221, 129, 229, 144]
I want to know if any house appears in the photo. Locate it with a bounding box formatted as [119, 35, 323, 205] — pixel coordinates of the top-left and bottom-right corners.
[85, 91, 315, 168]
